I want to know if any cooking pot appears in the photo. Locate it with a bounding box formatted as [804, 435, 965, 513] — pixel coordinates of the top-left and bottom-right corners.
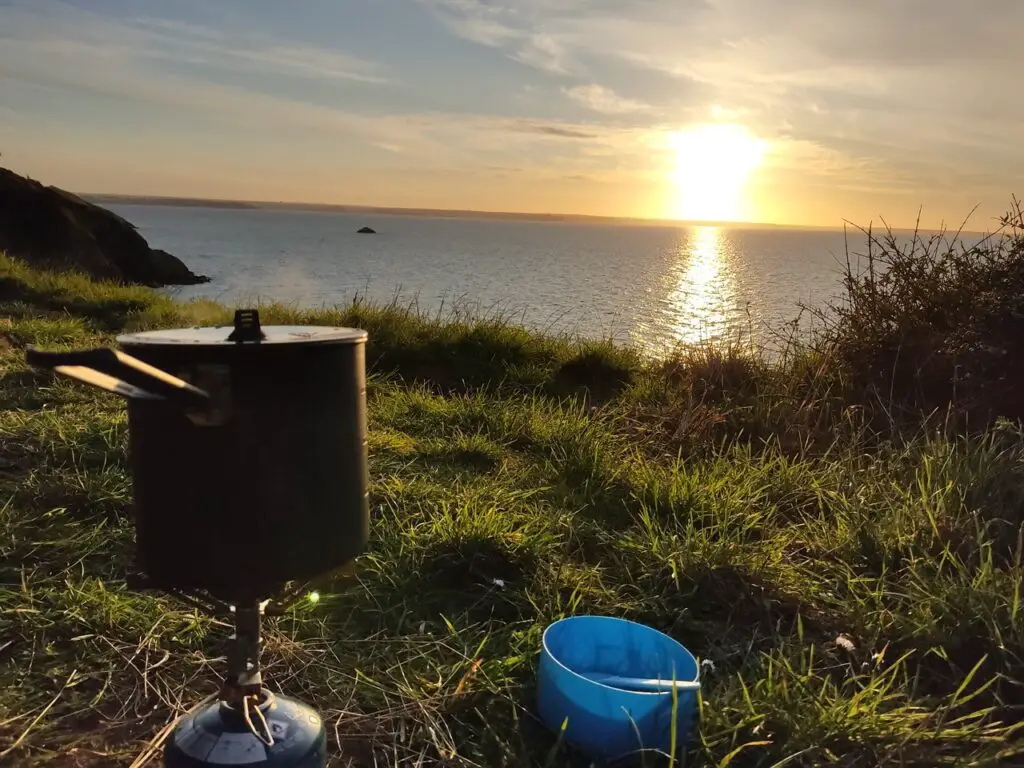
[25, 310, 369, 600]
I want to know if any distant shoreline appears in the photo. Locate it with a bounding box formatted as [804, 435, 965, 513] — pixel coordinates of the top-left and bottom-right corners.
[83, 193, 993, 236]
[83, 193, 842, 232]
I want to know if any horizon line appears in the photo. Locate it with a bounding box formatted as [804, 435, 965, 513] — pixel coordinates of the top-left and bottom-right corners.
[80, 191, 991, 236]
[81, 191, 846, 232]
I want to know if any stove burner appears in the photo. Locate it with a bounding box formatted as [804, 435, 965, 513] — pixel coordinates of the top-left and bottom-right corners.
[161, 597, 327, 767]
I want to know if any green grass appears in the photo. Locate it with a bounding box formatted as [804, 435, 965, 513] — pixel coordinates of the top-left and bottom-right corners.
[2, 249, 1023, 766]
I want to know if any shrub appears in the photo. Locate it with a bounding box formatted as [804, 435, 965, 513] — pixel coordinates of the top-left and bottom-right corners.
[819, 200, 1024, 430]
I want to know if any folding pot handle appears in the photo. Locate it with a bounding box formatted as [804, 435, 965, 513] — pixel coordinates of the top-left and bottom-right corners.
[25, 346, 210, 409]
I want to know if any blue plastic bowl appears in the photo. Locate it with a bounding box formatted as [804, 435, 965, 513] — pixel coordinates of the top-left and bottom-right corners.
[537, 616, 700, 760]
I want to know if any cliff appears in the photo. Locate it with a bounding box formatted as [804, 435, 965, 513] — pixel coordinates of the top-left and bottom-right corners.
[0, 167, 209, 286]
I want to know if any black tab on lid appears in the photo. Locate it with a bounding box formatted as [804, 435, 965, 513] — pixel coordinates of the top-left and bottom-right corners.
[226, 309, 266, 343]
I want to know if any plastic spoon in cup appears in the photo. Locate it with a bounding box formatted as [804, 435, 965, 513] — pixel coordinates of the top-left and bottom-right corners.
[581, 672, 701, 693]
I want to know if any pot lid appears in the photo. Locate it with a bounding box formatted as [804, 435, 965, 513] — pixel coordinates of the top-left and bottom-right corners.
[118, 309, 366, 347]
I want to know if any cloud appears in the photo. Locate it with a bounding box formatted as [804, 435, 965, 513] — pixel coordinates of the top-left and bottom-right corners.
[127, 17, 225, 41]
[420, 0, 575, 74]
[512, 122, 597, 139]
[558, 2, 1022, 125]
[421, 0, 519, 47]
[511, 33, 570, 74]
[443, 14, 519, 46]
[0, 1, 387, 85]
[564, 84, 649, 114]
[223, 45, 386, 84]
[0, 1, 656, 178]
[415, 0, 1024, 197]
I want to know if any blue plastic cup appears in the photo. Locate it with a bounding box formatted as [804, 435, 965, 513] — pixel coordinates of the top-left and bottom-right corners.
[537, 616, 700, 761]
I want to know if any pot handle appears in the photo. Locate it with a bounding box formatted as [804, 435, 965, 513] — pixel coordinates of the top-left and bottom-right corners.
[25, 346, 210, 409]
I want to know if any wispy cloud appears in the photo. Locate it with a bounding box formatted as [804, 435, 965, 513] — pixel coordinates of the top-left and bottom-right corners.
[511, 33, 571, 74]
[511, 121, 596, 139]
[564, 84, 649, 115]
[441, 14, 519, 45]
[0, 0, 653, 177]
[445, 0, 1022, 204]
[0, 1, 387, 85]
[127, 17, 225, 42]
[421, 0, 519, 46]
[220, 45, 386, 84]
[420, 0, 575, 74]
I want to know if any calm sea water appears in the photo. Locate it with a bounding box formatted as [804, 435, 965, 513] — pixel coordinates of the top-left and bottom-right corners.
[112, 204, 869, 355]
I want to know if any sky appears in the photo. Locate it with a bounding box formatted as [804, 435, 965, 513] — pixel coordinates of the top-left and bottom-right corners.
[1, 0, 1021, 229]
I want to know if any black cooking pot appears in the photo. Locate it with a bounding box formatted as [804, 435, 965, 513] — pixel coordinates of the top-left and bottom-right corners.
[25, 310, 369, 600]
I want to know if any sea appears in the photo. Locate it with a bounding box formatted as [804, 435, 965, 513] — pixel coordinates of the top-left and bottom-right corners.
[107, 203, 962, 357]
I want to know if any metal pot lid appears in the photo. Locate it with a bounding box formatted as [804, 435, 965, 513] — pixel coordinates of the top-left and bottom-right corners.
[118, 325, 367, 347]
[118, 309, 366, 347]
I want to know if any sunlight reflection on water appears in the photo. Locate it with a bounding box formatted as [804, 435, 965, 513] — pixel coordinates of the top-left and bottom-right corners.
[667, 226, 736, 346]
[631, 226, 745, 355]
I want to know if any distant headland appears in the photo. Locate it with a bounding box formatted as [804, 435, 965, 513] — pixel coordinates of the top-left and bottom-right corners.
[0, 168, 209, 286]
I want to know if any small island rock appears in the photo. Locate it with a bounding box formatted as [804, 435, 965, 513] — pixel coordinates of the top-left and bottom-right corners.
[357, 226, 377, 234]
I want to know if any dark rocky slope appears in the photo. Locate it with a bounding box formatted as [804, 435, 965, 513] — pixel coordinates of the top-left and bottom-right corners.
[0, 167, 208, 286]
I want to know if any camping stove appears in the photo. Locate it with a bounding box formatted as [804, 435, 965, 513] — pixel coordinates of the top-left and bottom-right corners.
[162, 597, 326, 768]
[25, 310, 372, 768]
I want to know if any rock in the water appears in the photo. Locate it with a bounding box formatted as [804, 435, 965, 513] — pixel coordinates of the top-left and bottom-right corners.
[0, 167, 210, 286]
[145, 248, 210, 286]
[357, 226, 377, 234]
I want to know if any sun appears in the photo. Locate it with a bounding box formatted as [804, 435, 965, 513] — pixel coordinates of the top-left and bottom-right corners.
[668, 123, 766, 222]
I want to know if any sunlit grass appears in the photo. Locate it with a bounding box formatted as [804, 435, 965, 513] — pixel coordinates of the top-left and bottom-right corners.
[2, 250, 1023, 765]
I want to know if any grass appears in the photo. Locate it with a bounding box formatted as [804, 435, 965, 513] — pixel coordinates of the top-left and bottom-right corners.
[2, 227, 1024, 767]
